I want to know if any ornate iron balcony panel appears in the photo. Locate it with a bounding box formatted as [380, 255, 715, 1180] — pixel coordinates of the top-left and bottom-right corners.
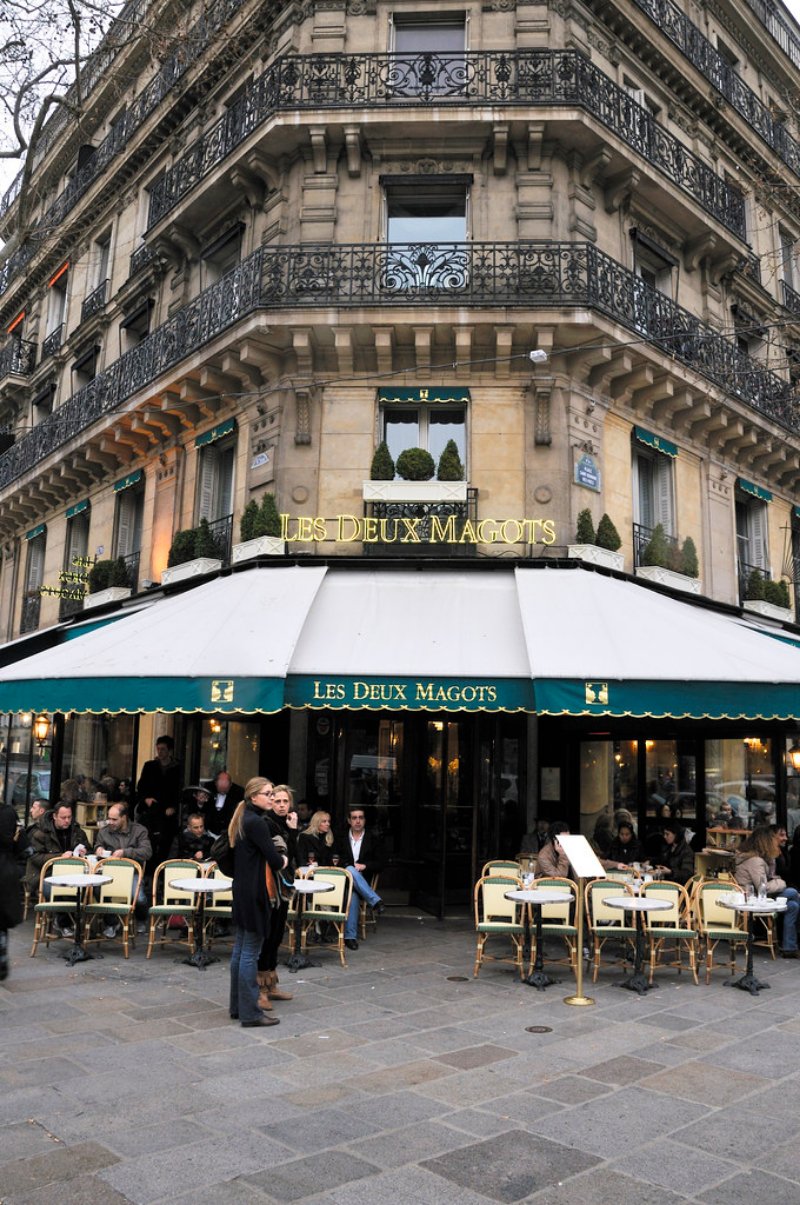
[118, 550, 141, 592]
[363, 492, 479, 558]
[130, 244, 156, 277]
[80, 280, 109, 324]
[20, 594, 41, 635]
[203, 514, 234, 564]
[633, 522, 679, 570]
[41, 326, 63, 360]
[148, 49, 744, 239]
[782, 279, 800, 317]
[0, 338, 36, 378]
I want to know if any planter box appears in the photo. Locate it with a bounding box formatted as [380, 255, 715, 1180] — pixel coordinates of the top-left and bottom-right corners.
[635, 564, 702, 595]
[568, 544, 624, 571]
[743, 598, 793, 623]
[363, 480, 468, 503]
[83, 586, 132, 609]
[161, 557, 222, 586]
[232, 536, 285, 562]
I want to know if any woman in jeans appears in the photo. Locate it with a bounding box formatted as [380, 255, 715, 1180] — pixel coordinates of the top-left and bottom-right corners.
[229, 778, 287, 1028]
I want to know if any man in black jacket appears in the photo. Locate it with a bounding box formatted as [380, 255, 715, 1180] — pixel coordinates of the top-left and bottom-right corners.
[136, 735, 182, 866]
[341, 806, 384, 950]
[201, 771, 244, 836]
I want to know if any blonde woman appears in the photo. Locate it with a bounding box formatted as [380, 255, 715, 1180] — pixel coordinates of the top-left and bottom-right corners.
[228, 778, 287, 1027]
[296, 810, 338, 868]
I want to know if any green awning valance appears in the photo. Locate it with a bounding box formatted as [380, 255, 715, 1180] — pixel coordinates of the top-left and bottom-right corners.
[378, 387, 470, 405]
[286, 675, 529, 712]
[195, 418, 236, 448]
[25, 524, 45, 541]
[114, 469, 143, 493]
[634, 426, 678, 458]
[737, 477, 772, 502]
[65, 499, 89, 519]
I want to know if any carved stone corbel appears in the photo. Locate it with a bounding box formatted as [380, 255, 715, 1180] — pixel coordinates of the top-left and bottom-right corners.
[531, 378, 553, 447]
[493, 125, 509, 176]
[344, 127, 362, 177]
[294, 386, 312, 446]
[604, 169, 640, 214]
[684, 232, 717, 272]
[309, 126, 327, 173]
[580, 143, 612, 189]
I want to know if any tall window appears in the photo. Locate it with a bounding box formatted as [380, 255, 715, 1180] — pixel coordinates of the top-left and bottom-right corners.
[384, 404, 466, 473]
[21, 531, 46, 633]
[197, 439, 235, 524]
[201, 226, 243, 287]
[385, 179, 468, 290]
[633, 446, 674, 534]
[780, 228, 797, 295]
[46, 265, 69, 339]
[61, 509, 90, 618]
[114, 485, 144, 590]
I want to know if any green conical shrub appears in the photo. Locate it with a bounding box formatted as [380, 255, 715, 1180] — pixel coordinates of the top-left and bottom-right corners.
[681, 536, 699, 579]
[194, 517, 220, 559]
[370, 441, 395, 481]
[240, 499, 260, 542]
[575, 508, 596, 544]
[167, 529, 197, 567]
[764, 579, 790, 608]
[745, 568, 766, 601]
[109, 557, 131, 587]
[396, 447, 435, 481]
[641, 523, 670, 568]
[437, 439, 464, 481]
[258, 492, 281, 537]
[596, 513, 621, 551]
[88, 560, 112, 592]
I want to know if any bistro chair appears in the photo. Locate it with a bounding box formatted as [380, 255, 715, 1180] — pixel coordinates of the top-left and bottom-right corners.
[641, 880, 699, 985]
[695, 879, 749, 984]
[146, 860, 200, 959]
[301, 867, 353, 967]
[358, 871, 381, 942]
[752, 910, 778, 959]
[203, 863, 234, 949]
[584, 879, 636, 982]
[83, 858, 143, 958]
[530, 877, 578, 975]
[473, 873, 525, 979]
[481, 860, 521, 878]
[30, 856, 88, 956]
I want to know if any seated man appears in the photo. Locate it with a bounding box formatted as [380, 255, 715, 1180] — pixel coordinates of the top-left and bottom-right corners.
[94, 804, 152, 936]
[26, 802, 90, 937]
[171, 812, 214, 863]
[340, 806, 384, 951]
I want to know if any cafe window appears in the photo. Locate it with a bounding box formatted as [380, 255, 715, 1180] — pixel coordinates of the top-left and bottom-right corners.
[383, 403, 466, 474]
[579, 739, 638, 849]
[705, 736, 775, 835]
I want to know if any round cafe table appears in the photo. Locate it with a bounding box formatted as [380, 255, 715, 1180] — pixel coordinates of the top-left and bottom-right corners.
[169, 876, 232, 969]
[286, 878, 335, 973]
[720, 895, 787, 996]
[505, 888, 575, 990]
[44, 873, 112, 966]
[605, 895, 672, 995]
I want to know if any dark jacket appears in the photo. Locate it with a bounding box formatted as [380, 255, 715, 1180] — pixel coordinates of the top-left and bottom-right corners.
[25, 812, 90, 889]
[296, 829, 338, 868]
[201, 780, 244, 835]
[607, 835, 644, 866]
[170, 826, 215, 862]
[135, 757, 182, 834]
[660, 837, 695, 884]
[231, 803, 285, 938]
[0, 803, 23, 929]
[267, 812, 298, 876]
[339, 829, 384, 878]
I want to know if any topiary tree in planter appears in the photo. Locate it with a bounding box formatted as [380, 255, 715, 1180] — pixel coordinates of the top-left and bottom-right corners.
[777, 579, 791, 608]
[596, 513, 621, 551]
[194, 517, 221, 559]
[167, 528, 197, 567]
[396, 447, 435, 481]
[370, 441, 395, 481]
[745, 568, 766, 601]
[641, 523, 670, 568]
[109, 557, 131, 587]
[681, 536, 699, 579]
[437, 439, 464, 481]
[88, 559, 112, 593]
[764, 578, 791, 608]
[240, 499, 260, 542]
[575, 508, 595, 545]
[257, 492, 281, 537]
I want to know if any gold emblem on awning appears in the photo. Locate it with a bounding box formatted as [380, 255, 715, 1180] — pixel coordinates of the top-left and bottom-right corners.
[585, 682, 608, 705]
[211, 679, 234, 703]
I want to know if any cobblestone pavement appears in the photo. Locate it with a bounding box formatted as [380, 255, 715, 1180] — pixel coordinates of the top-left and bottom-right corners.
[1, 911, 799, 1204]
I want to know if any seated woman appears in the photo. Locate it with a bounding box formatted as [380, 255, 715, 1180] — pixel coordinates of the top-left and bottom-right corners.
[735, 825, 800, 959]
[654, 822, 695, 883]
[535, 821, 571, 878]
[606, 822, 643, 869]
[296, 811, 338, 868]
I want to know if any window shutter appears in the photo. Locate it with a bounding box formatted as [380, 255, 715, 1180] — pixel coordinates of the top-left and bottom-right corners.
[65, 515, 88, 570]
[197, 446, 219, 521]
[654, 455, 674, 534]
[218, 445, 235, 518]
[26, 537, 45, 592]
[635, 453, 654, 529]
[115, 490, 140, 558]
[749, 502, 768, 571]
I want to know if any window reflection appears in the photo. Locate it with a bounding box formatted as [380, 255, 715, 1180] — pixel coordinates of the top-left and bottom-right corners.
[580, 739, 638, 852]
[705, 737, 775, 838]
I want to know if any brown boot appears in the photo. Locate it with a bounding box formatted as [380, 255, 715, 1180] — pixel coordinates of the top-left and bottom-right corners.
[267, 969, 293, 1001]
[256, 971, 273, 1011]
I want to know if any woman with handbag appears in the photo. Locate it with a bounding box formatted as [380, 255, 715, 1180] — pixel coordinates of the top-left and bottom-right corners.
[256, 784, 297, 1012]
[228, 778, 287, 1028]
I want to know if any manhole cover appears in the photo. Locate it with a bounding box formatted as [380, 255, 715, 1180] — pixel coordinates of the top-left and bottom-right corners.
[525, 1025, 553, 1034]
[446, 975, 469, 982]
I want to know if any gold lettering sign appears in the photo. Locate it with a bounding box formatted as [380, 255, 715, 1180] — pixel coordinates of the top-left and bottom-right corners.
[281, 515, 556, 546]
[312, 679, 499, 706]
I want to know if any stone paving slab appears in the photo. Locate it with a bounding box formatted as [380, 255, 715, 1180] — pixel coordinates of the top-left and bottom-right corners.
[2, 914, 800, 1203]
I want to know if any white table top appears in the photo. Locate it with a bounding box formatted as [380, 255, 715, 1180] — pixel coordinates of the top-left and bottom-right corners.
[293, 879, 335, 895]
[719, 896, 788, 913]
[605, 895, 673, 913]
[169, 877, 232, 893]
[45, 873, 112, 887]
[505, 888, 574, 904]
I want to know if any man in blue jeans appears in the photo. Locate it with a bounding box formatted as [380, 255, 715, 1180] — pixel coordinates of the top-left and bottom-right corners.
[342, 806, 384, 950]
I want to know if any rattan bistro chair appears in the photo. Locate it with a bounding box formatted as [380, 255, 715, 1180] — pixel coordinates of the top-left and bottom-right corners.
[641, 880, 699, 985]
[481, 860, 522, 878]
[146, 860, 200, 958]
[358, 871, 381, 942]
[584, 879, 636, 982]
[695, 879, 749, 984]
[203, 864, 234, 948]
[301, 867, 353, 967]
[473, 874, 525, 979]
[82, 858, 142, 958]
[531, 877, 579, 974]
[30, 856, 88, 956]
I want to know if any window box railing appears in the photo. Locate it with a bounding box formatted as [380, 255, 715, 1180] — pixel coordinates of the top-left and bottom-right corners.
[129, 244, 156, 277]
[80, 279, 109, 324]
[148, 48, 745, 239]
[632, 522, 679, 569]
[204, 513, 234, 564]
[0, 338, 36, 378]
[0, 241, 796, 495]
[363, 489, 479, 557]
[41, 326, 63, 360]
[20, 594, 41, 634]
[782, 279, 800, 317]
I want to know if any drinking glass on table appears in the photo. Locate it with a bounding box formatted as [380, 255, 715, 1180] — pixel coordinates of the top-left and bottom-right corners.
[331, 853, 340, 866]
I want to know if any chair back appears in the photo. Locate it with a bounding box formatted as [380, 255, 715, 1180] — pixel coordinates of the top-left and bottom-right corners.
[642, 880, 687, 928]
[535, 877, 576, 922]
[696, 880, 746, 933]
[308, 867, 351, 915]
[94, 859, 141, 909]
[39, 856, 88, 905]
[585, 879, 633, 927]
[481, 860, 521, 878]
[152, 860, 201, 907]
[474, 875, 522, 926]
[204, 864, 233, 910]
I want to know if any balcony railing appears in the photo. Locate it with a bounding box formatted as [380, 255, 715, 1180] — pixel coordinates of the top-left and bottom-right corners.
[364, 490, 479, 558]
[742, 0, 800, 72]
[633, 522, 679, 570]
[20, 594, 41, 635]
[129, 243, 156, 277]
[0, 241, 795, 495]
[630, 0, 800, 179]
[782, 279, 800, 317]
[41, 326, 63, 360]
[118, 550, 141, 592]
[58, 593, 85, 622]
[148, 49, 745, 239]
[739, 559, 767, 604]
[80, 279, 109, 324]
[202, 514, 234, 563]
[0, 338, 36, 378]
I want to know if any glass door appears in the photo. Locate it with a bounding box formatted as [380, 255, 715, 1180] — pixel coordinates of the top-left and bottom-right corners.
[414, 718, 473, 916]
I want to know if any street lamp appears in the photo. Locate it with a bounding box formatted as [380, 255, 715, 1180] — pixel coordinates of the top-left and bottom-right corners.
[787, 741, 800, 772]
[33, 714, 50, 749]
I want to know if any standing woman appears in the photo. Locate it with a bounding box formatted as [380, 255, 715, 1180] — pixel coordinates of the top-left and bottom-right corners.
[0, 801, 23, 980]
[229, 778, 287, 1028]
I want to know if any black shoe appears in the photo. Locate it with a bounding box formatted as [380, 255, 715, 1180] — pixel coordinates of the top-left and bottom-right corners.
[230, 1013, 239, 1019]
[372, 901, 385, 916]
[345, 939, 359, 951]
[242, 1016, 280, 1027]
[780, 949, 799, 959]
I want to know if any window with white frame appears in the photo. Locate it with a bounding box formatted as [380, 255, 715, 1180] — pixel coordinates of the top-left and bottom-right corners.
[383, 403, 466, 475]
[114, 486, 144, 562]
[392, 12, 466, 54]
[196, 438, 235, 524]
[633, 444, 674, 537]
[385, 178, 469, 289]
[736, 495, 769, 574]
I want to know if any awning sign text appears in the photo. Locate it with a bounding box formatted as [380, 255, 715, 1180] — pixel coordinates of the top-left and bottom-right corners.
[280, 514, 556, 546]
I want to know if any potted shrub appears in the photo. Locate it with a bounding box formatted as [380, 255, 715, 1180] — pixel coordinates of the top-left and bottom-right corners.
[233, 492, 285, 563]
[641, 523, 670, 568]
[167, 528, 197, 568]
[84, 557, 133, 608]
[568, 509, 624, 571]
[363, 444, 467, 502]
[370, 441, 395, 481]
[745, 568, 766, 602]
[746, 574, 793, 620]
[396, 447, 435, 481]
[437, 439, 464, 482]
[636, 525, 702, 595]
[163, 522, 223, 585]
[681, 536, 699, 579]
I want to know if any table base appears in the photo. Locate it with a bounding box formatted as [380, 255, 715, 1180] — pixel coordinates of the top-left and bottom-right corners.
[524, 968, 560, 991]
[179, 948, 218, 970]
[64, 943, 102, 965]
[286, 951, 320, 972]
[617, 969, 658, 995]
[725, 971, 770, 996]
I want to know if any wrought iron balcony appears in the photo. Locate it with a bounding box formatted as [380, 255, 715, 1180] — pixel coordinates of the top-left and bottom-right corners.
[364, 490, 479, 558]
[118, 550, 141, 592]
[204, 514, 234, 564]
[738, 559, 767, 604]
[0, 338, 36, 378]
[630, 0, 800, 178]
[741, 0, 800, 72]
[20, 594, 41, 635]
[782, 279, 800, 317]
[41, 326, 63, 360]
[59, 593, 85, 622]
[633, 522, 679, 570]
[80, 279, 109, 324]
[0, 241, 795, 496]
[148, 49, 745, 239]
[129, 243, 156, 277]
